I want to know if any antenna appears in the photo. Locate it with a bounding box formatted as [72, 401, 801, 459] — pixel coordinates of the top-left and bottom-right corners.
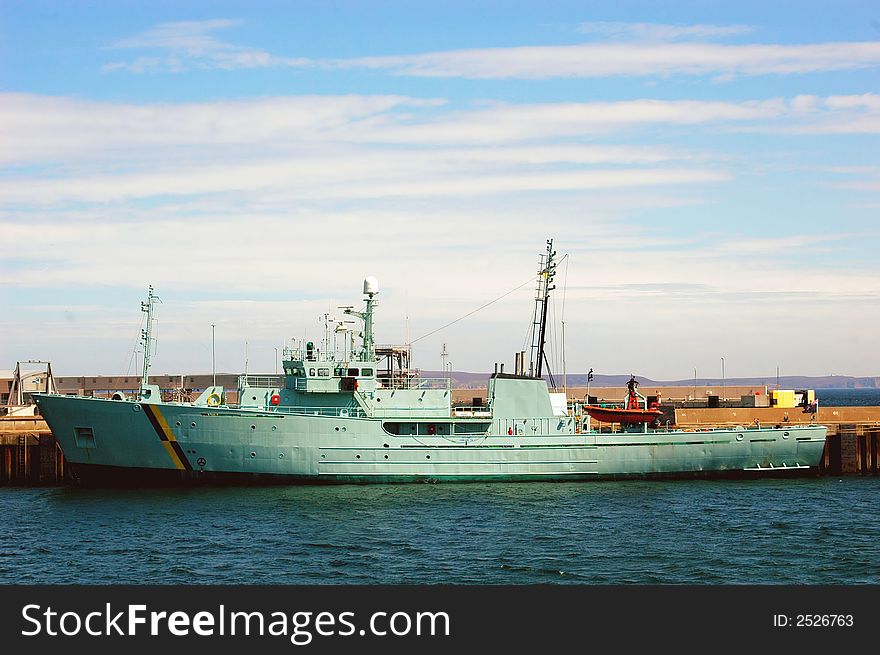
[211, 324, 216, 387]
[527, 239, 557, 386]
[140, 285, 161, 393]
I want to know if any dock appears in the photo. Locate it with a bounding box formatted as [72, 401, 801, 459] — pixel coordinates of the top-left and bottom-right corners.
[0, 416, 64, 485]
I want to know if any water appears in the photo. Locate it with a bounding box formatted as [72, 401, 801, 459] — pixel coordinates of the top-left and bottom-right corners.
[2, 478, 878, 584]
[816, 388, 880, 406]
[4, 387, 878, 585]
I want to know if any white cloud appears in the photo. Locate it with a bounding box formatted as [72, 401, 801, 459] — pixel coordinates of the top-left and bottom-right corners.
[5, 91, 880, 210]
[109, 19, 243, 51]
[0, 159, 726, 205]
[338, 41, 880, 79]
[0, 93, 438, 164]
[577, 22, 756, 41]
[103, 19, 308, 72]
[102, 20, 880, 81]
[9, 92, 876, 171]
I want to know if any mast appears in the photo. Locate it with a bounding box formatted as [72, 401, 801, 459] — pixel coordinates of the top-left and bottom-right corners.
[527, 240, 557, 385]
[140, 285, 160, 392]
[344, 277, 379, 362]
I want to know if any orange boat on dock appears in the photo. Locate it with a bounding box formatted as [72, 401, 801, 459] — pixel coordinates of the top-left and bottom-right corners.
[584, 375, 663, 425]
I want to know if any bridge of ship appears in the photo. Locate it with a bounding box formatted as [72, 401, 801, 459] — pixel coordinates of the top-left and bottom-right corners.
[228, 361, 586, 436]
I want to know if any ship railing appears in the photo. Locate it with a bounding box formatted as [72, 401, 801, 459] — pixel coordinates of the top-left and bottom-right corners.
[283, 347, 369, 364]
[360, 408, 454, 418]
[452, 406, 492, 417]
[378, 377, 451, 391]
[276, 405, 367, 418]
[238, 375, 284, 389]
[584, 401, 626, 409]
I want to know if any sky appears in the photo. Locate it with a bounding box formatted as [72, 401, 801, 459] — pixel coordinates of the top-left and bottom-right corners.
[1, 0, 879, 380]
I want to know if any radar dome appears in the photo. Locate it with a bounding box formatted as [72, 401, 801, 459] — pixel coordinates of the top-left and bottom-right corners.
[363, 276, 379, 295]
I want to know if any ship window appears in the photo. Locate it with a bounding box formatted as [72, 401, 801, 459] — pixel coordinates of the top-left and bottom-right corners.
[309, 368, 316, 376]
[361, 368, 373, 377]
[318, 368, 330, 377]
[335, 368, 346, 376]
[347, 368, 359, 377]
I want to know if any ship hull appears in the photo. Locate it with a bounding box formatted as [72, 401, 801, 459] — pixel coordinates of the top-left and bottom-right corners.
[35, 394, 828, 486]
[66, 462, 819, 486]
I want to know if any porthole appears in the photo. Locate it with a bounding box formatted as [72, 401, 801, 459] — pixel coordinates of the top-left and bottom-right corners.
[321, 454, 326, 459]
[272, 426, 277, 431]
[356, 454, 361, 459]
[335, 427, 340, 431]
[191, 422, 196, 428]
[279, 453, 284, 459]
[175, 421, 181, 427]
[133, 405, 141, 412]
[783, 432, 790, 439]
[384, 454, 389, 459]
[250, 451, 256, 458]
[251, 424, 256, 430]
[252, 395, 257, 401]
[736, 434, 744, 441]
[426, 454, 431, 460]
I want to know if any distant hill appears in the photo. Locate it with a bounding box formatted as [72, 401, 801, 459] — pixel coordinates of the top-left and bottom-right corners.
[424, 371, 880, 389]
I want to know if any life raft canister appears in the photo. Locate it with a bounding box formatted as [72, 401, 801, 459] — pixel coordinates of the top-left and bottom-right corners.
[270, 393, 281, 406]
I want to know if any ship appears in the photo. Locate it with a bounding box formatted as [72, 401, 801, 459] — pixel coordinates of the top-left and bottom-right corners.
[34, 241, 828, 485]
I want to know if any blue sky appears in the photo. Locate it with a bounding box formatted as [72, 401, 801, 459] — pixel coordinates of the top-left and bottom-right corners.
[1, 1, 879, 379]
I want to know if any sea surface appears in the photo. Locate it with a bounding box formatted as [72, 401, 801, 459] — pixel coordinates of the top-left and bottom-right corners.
[1, 477, 878, 585]
[1, 388, 878, 585]
[816, 388, 880, 406]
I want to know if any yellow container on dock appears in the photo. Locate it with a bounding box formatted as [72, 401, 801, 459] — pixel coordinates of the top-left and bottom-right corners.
[769, 389, 796, 408]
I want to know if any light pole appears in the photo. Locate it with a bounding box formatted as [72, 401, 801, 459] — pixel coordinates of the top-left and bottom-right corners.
[274, 347, 278, 375]
[721, 357, 725, 401]
[693, 367, 697, 400]
[211, 324, 216, 387]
